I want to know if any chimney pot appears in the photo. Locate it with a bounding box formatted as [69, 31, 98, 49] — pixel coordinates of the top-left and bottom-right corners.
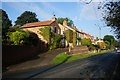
[52, 15, 57, 21]
[63, 19, 67, 26]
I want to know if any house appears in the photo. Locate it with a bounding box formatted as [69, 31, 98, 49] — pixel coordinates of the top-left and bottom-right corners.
[20, 15, 61, 46]
[92, 39, 106, 48]
[59, 19, 94, 47]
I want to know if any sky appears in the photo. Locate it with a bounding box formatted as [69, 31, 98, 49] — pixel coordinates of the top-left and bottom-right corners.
[1, 0, 116, 39]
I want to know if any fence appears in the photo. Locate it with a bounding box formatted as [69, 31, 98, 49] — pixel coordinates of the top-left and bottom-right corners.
[2, 42, 47, 67]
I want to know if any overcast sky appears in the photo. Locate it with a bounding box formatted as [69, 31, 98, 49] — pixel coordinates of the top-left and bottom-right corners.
[1, 0, 116, 39]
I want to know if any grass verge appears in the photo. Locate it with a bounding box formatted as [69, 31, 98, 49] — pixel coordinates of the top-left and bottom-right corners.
[50, 51, 110, 64]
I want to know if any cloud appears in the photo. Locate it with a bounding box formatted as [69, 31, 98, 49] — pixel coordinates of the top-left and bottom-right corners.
[6, 2, 51, 20]
[41, 2, 65, 16]
[72, 16, 78, 22]
[79, 2, 102, 20]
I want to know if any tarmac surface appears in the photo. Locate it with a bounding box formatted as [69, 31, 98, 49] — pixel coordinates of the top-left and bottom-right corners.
[3, 51, 120, 79]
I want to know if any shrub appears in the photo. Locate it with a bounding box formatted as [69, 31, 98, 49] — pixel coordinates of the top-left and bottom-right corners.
[89, 45, 96, 51]
[81, 38, 92, 46]
[9, 31, 29, 45]
[77, 37, 81, 40]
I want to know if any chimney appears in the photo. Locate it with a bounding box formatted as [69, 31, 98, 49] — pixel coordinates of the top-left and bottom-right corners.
[52, 15, 57, 21]
[73, 26, 76, 29]
[63, 19, 67, 26]
[81, 29, 82, 32]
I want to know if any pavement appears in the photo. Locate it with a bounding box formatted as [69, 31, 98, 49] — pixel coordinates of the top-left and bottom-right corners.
[3, 51, 120, 79]
[4, 48, 69, 73]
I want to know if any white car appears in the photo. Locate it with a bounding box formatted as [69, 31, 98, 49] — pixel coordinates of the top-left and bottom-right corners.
[117, 49, 120, 53]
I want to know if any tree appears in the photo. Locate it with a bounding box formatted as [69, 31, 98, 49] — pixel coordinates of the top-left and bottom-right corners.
[104, 41, 110, 45]
[1, 9, 12, 44]
[96, 37, 99, 41]
[99, 1, 120, 39]
[57, 17, 74, 27]
[103, 35, 115, 45]
[1, 9, 12, 30]
[15, 11, 39, 26]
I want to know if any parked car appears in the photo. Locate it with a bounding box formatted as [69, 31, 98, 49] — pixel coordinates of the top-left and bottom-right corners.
[117, 48, 120, 53]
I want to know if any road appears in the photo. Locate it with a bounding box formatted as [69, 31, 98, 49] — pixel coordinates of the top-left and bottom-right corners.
[3, 51, 120, 79]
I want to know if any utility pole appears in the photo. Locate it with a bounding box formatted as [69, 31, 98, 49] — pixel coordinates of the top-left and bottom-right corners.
[99, 27, 101, 40]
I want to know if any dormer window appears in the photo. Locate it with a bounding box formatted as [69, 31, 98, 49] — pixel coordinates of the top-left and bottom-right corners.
[30, 25, 34, 26]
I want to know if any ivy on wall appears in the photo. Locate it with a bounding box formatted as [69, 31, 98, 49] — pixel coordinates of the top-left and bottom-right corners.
[73, 31, 77, 46]
[39, 26, 63, 50]
[39, 26, 51, 45]
[65, 30, 73, 43]
[50, 34, 63, 49]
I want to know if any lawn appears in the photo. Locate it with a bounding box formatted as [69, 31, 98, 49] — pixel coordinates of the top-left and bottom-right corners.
[50, 51, 110, 64]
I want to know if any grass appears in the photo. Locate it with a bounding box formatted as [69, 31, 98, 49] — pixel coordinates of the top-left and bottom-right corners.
[50, 51, 110, 64]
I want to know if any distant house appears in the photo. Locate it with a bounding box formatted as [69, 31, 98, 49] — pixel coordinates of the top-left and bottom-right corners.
[92, 39, 106, 48]
[20, 15, 61, 46]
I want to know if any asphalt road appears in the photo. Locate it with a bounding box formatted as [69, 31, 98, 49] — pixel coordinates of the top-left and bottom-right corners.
[3, 51, 120, 79]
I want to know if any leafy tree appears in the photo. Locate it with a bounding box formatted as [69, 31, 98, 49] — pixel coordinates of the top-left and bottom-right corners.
[1, 9, 12, 31]
[1, 9, 12, 44]
[99, 1, 120, 39]
[103, 35, 115, 45]
[57, 17, 74, 27]
[96, 37, 99, 41]
[104, 41, 110, 45]
[15, 11, 39, 26]
[114, 40, 119, 47]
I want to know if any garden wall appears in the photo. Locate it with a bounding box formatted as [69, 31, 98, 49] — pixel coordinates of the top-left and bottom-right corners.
[2, 42, 47, 67]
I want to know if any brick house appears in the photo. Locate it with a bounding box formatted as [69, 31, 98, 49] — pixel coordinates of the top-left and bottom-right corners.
[59, 20, 83, 46]
[59, 19, 94, 46]
[20, 15, 61, 46]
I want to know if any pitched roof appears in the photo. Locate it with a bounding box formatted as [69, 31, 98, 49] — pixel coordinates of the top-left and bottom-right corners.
[21, 20, 54, 28]
[92, 41, 95, 43]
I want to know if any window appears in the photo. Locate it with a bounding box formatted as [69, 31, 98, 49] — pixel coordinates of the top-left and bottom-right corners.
[51, 27, 53, 32]
[39, 38, 42, 40]
[30, 25, 34, 26]
[51, 38, 53, 44]
[58, 29, 59, 34]
[54, 27, 57, 33]
[63, 31, 64, 34]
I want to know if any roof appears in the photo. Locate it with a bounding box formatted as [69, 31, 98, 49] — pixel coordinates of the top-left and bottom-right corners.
[10, 25, 20, 28]
[58, 24, 69, 30]
[92, 41, 95, 43]
[21, 20, 54, 28]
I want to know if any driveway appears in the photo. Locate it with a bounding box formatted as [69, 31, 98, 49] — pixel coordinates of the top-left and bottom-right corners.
[3, 51, 120, 79]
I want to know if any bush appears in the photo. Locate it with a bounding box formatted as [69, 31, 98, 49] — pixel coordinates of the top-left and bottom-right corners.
[81, 38, 92, 46]
[9, 31, 29, 45]
[28, 32, 39, 46]
[89, 45, 96, 51]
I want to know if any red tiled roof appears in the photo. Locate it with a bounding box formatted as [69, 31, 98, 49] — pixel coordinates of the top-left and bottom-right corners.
[92, 41, 95, 43]
[22, 20, 54, 28]
[10, 25, 20, 28]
